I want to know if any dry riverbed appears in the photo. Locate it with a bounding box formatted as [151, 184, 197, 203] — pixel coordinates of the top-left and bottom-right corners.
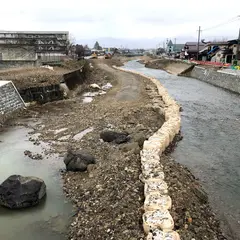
[2, 59, 226, 240]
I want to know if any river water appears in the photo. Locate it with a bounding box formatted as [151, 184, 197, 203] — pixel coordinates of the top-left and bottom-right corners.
[124, 61, 240, 240]
[0, 126, 73, 240]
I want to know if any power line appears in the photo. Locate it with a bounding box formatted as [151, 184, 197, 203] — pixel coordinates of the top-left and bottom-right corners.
[202, 16, 240, 31]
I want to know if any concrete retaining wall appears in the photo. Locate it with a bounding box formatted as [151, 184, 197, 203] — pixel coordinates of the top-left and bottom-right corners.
[145, 59, 193, 75]
[0, 80, 25, 124]
[18, 85, 64, 104]
[113, 66, 181, 240]
[0, 60, 38, 69]
[190, 66, 240, 94]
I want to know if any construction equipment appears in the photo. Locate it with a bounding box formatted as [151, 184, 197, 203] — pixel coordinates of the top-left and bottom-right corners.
[104, 48, 118, 59]
[91, 51, 98, 59]
[104, 53, 113, 59]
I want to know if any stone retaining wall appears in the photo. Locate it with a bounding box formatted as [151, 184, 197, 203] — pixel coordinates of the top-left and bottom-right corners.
[0, 80, 25, 124]
[113, 66, 181, 240]
[190, 66, 240, 94]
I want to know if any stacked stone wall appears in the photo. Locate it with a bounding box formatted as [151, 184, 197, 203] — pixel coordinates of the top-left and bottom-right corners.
[113, 66, 181, 240]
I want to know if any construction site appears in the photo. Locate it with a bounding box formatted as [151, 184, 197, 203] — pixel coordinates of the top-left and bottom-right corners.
[0, 31, 239, 240]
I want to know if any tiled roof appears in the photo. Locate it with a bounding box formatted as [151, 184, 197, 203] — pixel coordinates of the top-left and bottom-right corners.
[185, 42, 205, 52]
[167, 40, 173, 47]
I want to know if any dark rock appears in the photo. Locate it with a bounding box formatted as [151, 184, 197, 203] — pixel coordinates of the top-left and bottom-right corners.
[0, 175, 46, 209]
[64, 149, 96, 172]
[100, 131, 130, 144]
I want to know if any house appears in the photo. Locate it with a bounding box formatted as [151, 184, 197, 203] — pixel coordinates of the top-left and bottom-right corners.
[183, 42, 205, 59]
[174, 44, 185, 53]
[199, 39, 239, 64]
[166, 40, 174, 54]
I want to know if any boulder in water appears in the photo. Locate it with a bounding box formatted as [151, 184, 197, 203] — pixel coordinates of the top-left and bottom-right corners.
[0, 175, 46, 209]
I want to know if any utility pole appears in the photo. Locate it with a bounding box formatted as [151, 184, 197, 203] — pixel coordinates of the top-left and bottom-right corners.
[197, 26, 201, 60]
[235, 27, 240, 65]
[174, 38, 176, 52]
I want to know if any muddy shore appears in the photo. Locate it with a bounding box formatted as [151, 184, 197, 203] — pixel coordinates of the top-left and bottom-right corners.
[1, 59, 226, 239]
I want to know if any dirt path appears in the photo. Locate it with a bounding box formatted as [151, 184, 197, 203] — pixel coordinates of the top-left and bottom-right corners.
[97, 63, 141, 101]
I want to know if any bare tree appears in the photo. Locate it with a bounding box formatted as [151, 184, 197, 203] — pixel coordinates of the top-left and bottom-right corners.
[75, 44, 85, 60]
[66, 34, 76, 56]
[84, 45, 89, 50]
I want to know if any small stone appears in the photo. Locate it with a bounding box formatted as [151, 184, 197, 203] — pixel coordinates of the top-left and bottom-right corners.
[133, 132, 146, 148]
[120, 142, 140, 154]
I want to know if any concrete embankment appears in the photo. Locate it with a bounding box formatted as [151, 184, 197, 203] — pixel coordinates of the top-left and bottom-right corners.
[145, 59, 194, 75]
[146, 59, 240, 94]
[114, 65, 181, 240]
[0, 81, 25, 124]
[188, 66, 240, 94]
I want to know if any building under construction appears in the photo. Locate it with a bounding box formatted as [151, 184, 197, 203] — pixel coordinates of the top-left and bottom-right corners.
[0, 31, 69, 68]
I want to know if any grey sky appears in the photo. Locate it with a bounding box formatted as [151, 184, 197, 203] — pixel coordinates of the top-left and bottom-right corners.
[0, 0, 239, 48]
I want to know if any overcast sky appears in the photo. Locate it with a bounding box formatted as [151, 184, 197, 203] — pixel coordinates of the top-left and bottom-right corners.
[0, 0, 239, 48]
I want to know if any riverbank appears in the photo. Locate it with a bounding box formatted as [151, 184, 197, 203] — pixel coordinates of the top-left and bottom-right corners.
[145, 59, 193, 75]
[0, 58, 227, 239]
[144, 58, 240, 94]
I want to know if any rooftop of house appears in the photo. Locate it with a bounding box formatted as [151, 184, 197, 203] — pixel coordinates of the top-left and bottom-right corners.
[167, 40, 173, 47]
[205, 41, 229, 46]
[185, 42, 205, 46]
[174, 44, 185, 52]
[185, 42, 206, 52]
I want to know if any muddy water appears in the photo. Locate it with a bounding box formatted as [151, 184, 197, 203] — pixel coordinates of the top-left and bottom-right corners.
[124, 61, 240, 239]
[0, 126, 73, 240]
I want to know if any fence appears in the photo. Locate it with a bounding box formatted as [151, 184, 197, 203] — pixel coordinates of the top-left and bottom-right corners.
[189, 60, 231, 67]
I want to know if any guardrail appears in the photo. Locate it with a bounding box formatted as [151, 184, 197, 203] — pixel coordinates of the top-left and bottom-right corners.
[188, 60, 231, 67]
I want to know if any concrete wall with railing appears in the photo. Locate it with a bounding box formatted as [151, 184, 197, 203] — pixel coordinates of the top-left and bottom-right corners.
[190, 66, 240, 94]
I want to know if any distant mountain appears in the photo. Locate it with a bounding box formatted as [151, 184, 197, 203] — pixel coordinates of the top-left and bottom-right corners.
[76, 36, 197, 49]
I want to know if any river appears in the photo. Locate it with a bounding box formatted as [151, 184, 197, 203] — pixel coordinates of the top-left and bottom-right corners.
[124, 60, 240, 240]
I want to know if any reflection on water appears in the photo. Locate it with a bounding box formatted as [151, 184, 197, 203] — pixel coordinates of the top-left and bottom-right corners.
[124, 60, 240, 240]
[0, 126, 73, 240]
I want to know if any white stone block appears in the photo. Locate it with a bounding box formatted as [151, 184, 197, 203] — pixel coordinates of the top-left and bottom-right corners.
[144, 192, 172, 211]
[143, 140, 161, 150]
[141, 167, 164, 182]
[142, 162, 163, 176]
[143, 210, 174, 234]
[144, 179, 168, 197]
[146, 229, 180, 240]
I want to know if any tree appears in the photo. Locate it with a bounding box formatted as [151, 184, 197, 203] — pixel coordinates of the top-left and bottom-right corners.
[84, 44, 89, 50]
[66, 34, 76, 55]
[75, 44, 85, 59]
[94, 41, 102, 50]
